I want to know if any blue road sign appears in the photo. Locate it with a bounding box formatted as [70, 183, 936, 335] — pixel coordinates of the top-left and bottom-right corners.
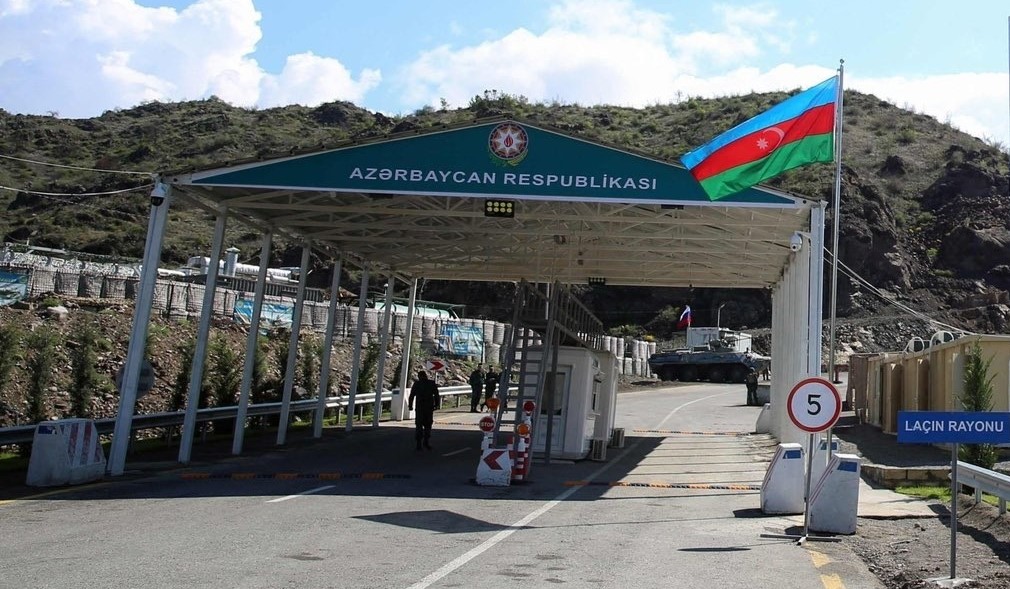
[897, 411, 1010, 444]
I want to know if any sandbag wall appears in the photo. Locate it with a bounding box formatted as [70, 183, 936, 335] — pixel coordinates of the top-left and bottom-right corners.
[13, 264, 657, 377]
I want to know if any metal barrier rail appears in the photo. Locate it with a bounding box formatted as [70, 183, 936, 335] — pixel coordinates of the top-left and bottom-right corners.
[956, 460, 1010, 514]
[0, 384, 492, 446]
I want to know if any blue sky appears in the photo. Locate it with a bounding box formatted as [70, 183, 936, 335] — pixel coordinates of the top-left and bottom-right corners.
[2, 0, 1009, 146]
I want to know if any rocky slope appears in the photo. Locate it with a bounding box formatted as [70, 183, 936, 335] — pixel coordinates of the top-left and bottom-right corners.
[1, 90, 1009, 344]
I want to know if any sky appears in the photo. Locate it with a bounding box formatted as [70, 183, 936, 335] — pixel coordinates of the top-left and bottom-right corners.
[1, 0, 1009, 147]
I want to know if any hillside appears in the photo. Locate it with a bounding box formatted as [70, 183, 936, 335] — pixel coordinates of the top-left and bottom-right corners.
[1, 90, 1009, 337]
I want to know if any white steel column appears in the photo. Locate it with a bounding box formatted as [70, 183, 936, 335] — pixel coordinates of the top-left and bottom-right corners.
[775, 231, 812, 445]
[770, 282, 783, 438]
[277, 244, 312, 446]
[372, 276, 395, 427]
[808, 204, 826, 377]
[108, 183, 172, 476]
[178, 207, 227, 464]
[314, 257, 342, 438]
[393, 277, 418, 421]
[345, 266, 370, 432]
[232, 230, 272, 455]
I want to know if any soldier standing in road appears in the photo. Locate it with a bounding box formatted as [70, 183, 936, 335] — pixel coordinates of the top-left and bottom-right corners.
[745, 368, 759, 406]
[408, 370, 439, 450]
[483, 368, 498, 412]
[469, 366, 484, 413]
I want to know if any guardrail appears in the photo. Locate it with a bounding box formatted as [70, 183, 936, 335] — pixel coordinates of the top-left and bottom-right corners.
[0, 384, 494, 446]
[956, 460, 1010, 514]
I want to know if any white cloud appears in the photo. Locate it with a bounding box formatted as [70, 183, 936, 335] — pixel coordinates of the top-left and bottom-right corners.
[0, 0, 379, 117]
[400, 1, 1008, 146]
[851, 73, 1010, 147]
[260, 52, 380, 108]
[0, 0, 1006, 150]
[402, 0, 804, 110]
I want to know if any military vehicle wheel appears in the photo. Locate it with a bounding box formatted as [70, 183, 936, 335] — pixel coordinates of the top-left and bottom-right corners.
[730, 365, 748, 383]
[660, 367, 677, 381]
[708, 367, 726, 383]
[679, 366, 698, 381]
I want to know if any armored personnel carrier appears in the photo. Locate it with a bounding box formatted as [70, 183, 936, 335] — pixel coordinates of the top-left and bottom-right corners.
[648, 328, 770, 383]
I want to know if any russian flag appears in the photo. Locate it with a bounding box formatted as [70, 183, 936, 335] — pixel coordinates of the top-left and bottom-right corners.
[677, 306, 692, 330]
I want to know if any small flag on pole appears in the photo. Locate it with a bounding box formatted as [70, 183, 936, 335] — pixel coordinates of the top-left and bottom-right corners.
[677, 306, 692, 330]
[682, 76, 839, 200]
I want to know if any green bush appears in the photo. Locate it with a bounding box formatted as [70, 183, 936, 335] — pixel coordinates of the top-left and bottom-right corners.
[68, 321, 100, 418]
[39, 296, 61, 308]
[299, 333, 321, 399]
[357, 342, 381, 401]
[959, 340, 998, 470]
[208, 336, 242, 435]
[0, 324, 24, 401]
[25, 328, 59, 424]
[169, 337, 197, 412]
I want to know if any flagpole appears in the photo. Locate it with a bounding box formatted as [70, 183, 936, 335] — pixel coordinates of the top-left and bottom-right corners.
[827, 60, 845, 386]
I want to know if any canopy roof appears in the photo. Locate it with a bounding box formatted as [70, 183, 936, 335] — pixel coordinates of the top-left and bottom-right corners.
[166, 119, 819, 288]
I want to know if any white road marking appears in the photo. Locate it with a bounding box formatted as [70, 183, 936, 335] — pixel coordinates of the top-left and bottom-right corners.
[265, 485, 335, 503]
[656, 392, 730, 429]
[441, 448, 469, 457]
[405, 392, 713, 589]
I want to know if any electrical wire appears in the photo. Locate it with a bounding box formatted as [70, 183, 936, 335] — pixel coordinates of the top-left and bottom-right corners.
[0, 153, 154, 176]
[0, 183, 153, 197]
[25, 192, 146, 220]
[824, 246, 975, 335]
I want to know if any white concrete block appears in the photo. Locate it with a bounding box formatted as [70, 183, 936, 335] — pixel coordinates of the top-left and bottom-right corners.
[809, 453, 861, 534]
[810, 438, 839, 484]
[475, 447, 512, 487]
[761, 443, 805, 514]
[754, 403, 773, 434]
[26, 419, 106, 487]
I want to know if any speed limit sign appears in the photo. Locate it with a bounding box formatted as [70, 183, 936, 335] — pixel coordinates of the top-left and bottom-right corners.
[786, 377, 841, 433]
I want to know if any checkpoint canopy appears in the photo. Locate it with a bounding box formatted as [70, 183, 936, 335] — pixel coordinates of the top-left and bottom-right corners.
[155, 118, 825, 447]
[165, 119, 818, 289]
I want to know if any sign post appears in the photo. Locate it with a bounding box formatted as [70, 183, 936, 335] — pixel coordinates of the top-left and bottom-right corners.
[898, 410, 1010, 584]
[762, 377, 841, 545]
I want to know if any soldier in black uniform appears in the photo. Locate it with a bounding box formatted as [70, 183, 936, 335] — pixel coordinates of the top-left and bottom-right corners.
[745, 368, 759, 406]
[408, 370, 439, 450]
[483, 369, 499, 412]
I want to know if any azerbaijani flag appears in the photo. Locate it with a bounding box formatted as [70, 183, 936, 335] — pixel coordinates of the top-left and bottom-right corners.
[681, 76, 838, 200]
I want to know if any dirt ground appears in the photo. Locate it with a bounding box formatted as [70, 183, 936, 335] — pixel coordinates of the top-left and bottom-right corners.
[847, 497, 1010, 588]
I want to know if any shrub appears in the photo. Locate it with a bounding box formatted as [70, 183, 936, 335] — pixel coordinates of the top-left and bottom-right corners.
[0, 324, 24, 401]
[25, 328, 59, 424]
[208, 336, 241, 435]
[169, 337, 197, 413]
[959, 340, 998, 470]
[357, 342, 381, 402]
[68, 321, 100, 418]
[298, 333, 321, 399]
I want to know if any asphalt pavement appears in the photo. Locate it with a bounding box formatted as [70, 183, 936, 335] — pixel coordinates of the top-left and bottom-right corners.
[0, 382, 931, 588]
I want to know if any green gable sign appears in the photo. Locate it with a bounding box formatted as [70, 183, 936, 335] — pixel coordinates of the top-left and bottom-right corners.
[186, 120, 796, 206]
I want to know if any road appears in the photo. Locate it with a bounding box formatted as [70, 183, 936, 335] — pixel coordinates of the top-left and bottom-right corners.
[0, 383, 885, 589]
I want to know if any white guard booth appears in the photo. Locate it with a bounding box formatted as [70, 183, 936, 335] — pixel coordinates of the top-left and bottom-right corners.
[529, 346, 618, 460]
[592, 350, 619, 446]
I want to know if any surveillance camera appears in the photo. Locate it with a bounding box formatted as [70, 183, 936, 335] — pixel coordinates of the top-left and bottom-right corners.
[150, 182, 167, 207]
[789, 232, 803, 252]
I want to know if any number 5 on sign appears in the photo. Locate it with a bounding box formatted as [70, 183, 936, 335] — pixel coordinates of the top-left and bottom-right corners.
[786, 377, 841, 433]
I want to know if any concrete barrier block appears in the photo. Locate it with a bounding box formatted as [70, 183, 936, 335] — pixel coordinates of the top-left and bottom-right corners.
[761, 443, 804, 514]
[809, 453, 861, 534]
[754, 403, 773, 434]
[475, 447, 512, 487]
[26, 419, 106, 487]
[810, 439, 839, 484]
